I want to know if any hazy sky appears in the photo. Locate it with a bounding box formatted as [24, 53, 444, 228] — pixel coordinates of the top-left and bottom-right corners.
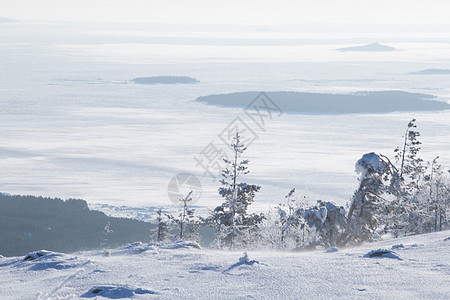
[2, 0, 450, 25]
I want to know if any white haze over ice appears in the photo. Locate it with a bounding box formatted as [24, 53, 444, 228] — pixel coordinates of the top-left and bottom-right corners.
[1, 20, 450, 215]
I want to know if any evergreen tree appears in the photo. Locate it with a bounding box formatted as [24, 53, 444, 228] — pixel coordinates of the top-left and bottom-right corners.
[354, 120, 447, 237]
[209, 131, 262, 250]
[178, 191, 192, 240]
[390, 119, 429, 235]
[346, 152, 389, 244]
[275, 189, 307, 248]
[101, 221, 113, 249]
[423, 157, 449, 232]
[153, 209, 171, 242]
[168, 191, 201, 241]
[182, 207, 201, 242]
[278, 189, 296, 242]
[394, 119, 426, 196]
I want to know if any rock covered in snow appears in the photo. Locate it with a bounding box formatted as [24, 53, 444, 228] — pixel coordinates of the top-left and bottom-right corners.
[115, 240, 201, 256]
[364, 249, 402, 260]
[391, 244, 405, 250]
[81, 285, 156, 298]
[325, 247, 339, 253]
[24, 250, 58, 261]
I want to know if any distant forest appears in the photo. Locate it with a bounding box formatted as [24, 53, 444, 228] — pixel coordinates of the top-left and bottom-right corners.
[0, 194, 154, 257]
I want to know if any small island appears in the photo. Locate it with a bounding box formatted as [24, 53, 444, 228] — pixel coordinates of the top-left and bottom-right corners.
[197, 91, 450, 114]
[131, 76, 199, 85]
[0, 17, 19, 23]
[410, 69, 450, 75]
[338, 42, 395, 52]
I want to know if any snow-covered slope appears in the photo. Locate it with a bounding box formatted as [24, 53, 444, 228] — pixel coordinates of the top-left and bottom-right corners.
[1, 231, 449, 299]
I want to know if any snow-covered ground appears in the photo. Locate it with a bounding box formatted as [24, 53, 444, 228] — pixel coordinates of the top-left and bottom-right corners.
[0, 231, 448, 299]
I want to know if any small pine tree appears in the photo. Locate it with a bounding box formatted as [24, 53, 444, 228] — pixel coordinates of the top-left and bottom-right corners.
[274, 188, 305, 248]
[390, 119, 429, 235]
[153, 209, 171, 242]
[169, 191, 201, 241]
[394, 119, 426, 196]
[101, 221, 113, 249]
[183, 207, 201, 242]
[178, 191, 192, 240]
[209, 131, 262, 250]
[424, 157, 449, 232]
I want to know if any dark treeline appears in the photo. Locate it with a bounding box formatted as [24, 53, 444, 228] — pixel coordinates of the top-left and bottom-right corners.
[0, 194, 154, 256]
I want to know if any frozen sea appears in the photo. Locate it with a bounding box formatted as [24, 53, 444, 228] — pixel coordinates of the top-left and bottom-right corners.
[1, 21, 450, 215]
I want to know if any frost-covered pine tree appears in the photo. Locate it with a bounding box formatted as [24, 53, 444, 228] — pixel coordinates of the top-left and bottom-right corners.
[101, 221, 113, 249]
[182, 207, 201, 242]
[394, 119, 426, 196]
[423, 157, 450, 232]
[345, 152, 389, 244]
[168, 191, 201, 241]
[209, 131, 262, 250]
[274, 188, 307, 248]
[347, 120, 447, 239]
[301, 201, 346, 248]
[178, 191, 192, 240]
[279, 189, 298, 242]
[390, 119, 430, 235]
[153, 209, 171, 242]
[258, 189, 302, 250]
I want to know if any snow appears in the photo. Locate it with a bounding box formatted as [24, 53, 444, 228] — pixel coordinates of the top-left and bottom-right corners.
[1, 231, 449, 299]
[81, 286, 156, 298]
[355, 152, 387, 180]
[392, 244, 405, 250]
[23, 250, 59, 261]
[325, 247, 339, 253]
[1, 22, 450, 212]
[302, 204, 328, 224]
[363, 249, 402, 260]
[1, 21, 450, 297]
[222, 252, 260, 274]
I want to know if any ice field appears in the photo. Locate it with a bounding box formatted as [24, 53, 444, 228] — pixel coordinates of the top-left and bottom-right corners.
[1, 21, 450, 215]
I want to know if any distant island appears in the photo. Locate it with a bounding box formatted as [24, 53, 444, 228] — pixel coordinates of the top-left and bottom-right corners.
[410, 69, 450, 75]
[131, 76, 199, 85]
[0, 17, 19, 23]
[338, 43, 395, 52]
[197, 91, 450, 114]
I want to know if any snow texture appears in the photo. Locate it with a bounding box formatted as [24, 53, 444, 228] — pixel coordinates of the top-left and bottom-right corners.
[1, 231, 449, 299]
